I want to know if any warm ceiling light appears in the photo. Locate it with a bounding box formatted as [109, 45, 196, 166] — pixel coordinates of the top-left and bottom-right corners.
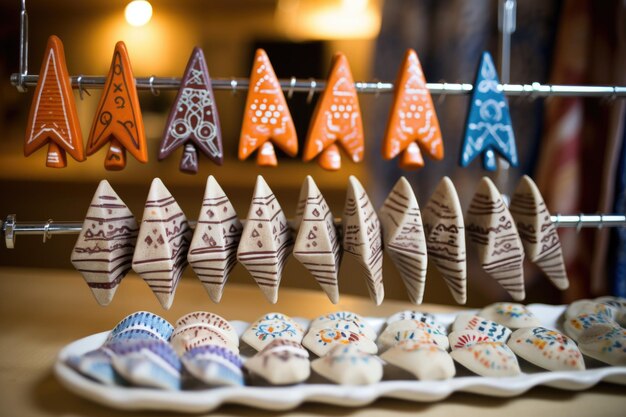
[125, 0, 153, 27]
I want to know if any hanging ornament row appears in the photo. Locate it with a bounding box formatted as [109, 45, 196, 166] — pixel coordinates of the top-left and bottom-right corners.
[24, 36, 514, 172]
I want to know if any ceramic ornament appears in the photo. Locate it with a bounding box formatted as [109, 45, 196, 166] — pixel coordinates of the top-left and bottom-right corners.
[452, 313, 512, 343]
[302, 326, 378, 357]
[242, 313, 304, 351]
[450, 340, 521, 377]
[244, 339, 311, 385]
[378, 320, 449, 351]
[188, 176, 242, 303]
[479, 302, 541, 329]
[238, 49, 297, 167]
[379, 177, 428, 304]
[380, 340, 456, 381]
[448, 330, 493, 350]
[237, 176, 293, 303]
[507, 327, 585, 371]
[563, 313, 618, 341]
[385, 311, 447, 335]
[159, 47, 223, 173]
[466, 177, 526, 301]
[132, 178, 192, 310]
[311, 344, 383, 385]
[293, 176, 342, 304]
[342, 176, 384, 305]
[108, 311, 174, 342]
[303, 53, 364, 171]
[181, 345, 244, 387]
[175, 311, 239, 348]
[577, 325, 626, 366]
[170, 324, 235, 356]
[71, 180, 138, 306]
[509, 175, 568, 290]
[86, 41, 147, 170]
[459, 51, 518, 171]
[308, 311, 376, 340]
[24, 35, 84, 168]
[66, 348, 125, 386]
[422, 177, 467, 304]
[107, 328, 168, 344]
[382, 49, 444, 170]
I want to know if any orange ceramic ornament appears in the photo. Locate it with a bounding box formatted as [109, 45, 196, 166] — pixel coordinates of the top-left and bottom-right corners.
[24, 35, 84, 168]
[382, 49, 443, 170]
[87, 41, 147, 170]
[303, 53, 364, 171]
[238, 49, 297, 167]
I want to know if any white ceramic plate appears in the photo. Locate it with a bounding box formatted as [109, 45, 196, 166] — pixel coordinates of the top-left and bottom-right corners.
[54, 304, 626, 413]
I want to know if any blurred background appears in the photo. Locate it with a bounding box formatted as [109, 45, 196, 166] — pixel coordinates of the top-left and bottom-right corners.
[0, 0, 623, 308]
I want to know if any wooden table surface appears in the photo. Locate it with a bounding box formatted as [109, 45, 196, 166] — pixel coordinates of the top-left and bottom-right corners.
[0, 267, 624, 416]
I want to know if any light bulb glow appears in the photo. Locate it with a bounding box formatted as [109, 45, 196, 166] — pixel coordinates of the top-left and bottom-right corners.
[125, 0, 153, 27]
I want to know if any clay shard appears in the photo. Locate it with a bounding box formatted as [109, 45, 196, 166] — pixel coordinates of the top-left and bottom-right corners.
[24, 35, 84, 168]
[293, 176, 341, 304]
[182, 345, 244, 387]
[132, 178, 192, 310]
[188, 176, 242, 303]
[237, 176, 293, 303]
[342, 176, 384, 305]
[380, 177, 428, 304]
[71, 180, 138, 306]
[466, 177, 525, 301]
[244, 339, 311, 385]
[508, 327, 585, 371]
[510, 175, 569, 290]
[422, 177, 467, 304]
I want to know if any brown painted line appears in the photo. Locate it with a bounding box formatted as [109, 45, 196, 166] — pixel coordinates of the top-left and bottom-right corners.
[89, 204, 128, 210]
[386, 244, 426, 256]
[482, 257, 523, 269]
[197, 214, 239, 224]
[71, 253, 133, 264]
[385, 196, 410, 210]
[201, 199, 229, 208]
[202, 195, 229, 202]
[189, 264, 229, 271]
[255, 282, 278, 288]
[188, 248, 228, 256]
[442, 276, 465, 290]
[293, 250, 334, 256]
[84, 215, 136, 223]
[76, 261, 132, 275]
[195, 272, 225, 279]
[142, 212, 185, 223]
[98, 195, 118, 201]
[431, 261, 464, 274]
[199, 279, 226, 285]
[139, 270, 175, 277]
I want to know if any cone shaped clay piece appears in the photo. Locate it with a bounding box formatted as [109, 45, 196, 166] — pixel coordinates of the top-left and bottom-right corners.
[132, 178, 192, 309]
[71, 180, 138, 305]
[87, 41, 147, 170]
[293, 176, 341, 303]
[380, 177, 428, 304]
[238, 49, 297, 167]
[159, 47, 223, 173]
[342, 176, 384, 305]
[237, 176, 293, 303]
[24, 36, 84, 168]
[510, 175, 569, 290]
[382, 49, 443, 170]
[422, 177, 467, 304]
[303, 53, 364, 171]
[188, 176, 242, 303]
[466, 177, 525, 301]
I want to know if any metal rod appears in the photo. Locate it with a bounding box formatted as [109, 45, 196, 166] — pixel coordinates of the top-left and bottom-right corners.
[16, 0, 28, 92]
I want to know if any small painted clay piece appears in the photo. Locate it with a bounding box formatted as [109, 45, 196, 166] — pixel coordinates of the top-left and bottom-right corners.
[181, 345, 244, 387]
[311, 344, 383, 385]
[385, 311, 447, 335]
[378, 320, 449, 351]
[594, 296, 626, 326]
[24, 35, 84, 168]
[563, 313, 619, 341]
[67, 348, 125, 386]
[565, 299, 618, 322]
[293, 176, 342, 304]
[239, 49, 297, 167]
[450, 340, 521, 377]
[175, 311, 239, 348]
[308, 311, 376, 340]
[343, 176, 384, 305]
[159, 47, 223, 173]
[244, 339, 310, 385]
[422, 177, 467, 304]
[107, 311, 174, 341]
[170, 324, 235, 356]
[479, 302, 541, 329]
[132, 178, 192, 310]
[509, 176, 568, 290]
[303, 53, 364, 171]
[381, 339, 456, 380]
[302, 326, 378, 357]
[453, 313, 512, 342]
[466, 177, 526, 301]
[242, 313, 304, 351]
[448, 330, 493, 350]
[188, 176, 242, 303]
[460, 51, 518, 171]
[87, 41, 147, 170]
[107, 328, 166, 343]
[379, 177, 428, 304]
[382, 49, 444, 170]
[237, 176, 293, 303]
[71, 180, 138, 306]
[507, 327, 584, 371]
[577, 325, 626, 366]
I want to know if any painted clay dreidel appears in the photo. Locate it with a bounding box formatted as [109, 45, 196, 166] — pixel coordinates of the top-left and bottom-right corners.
[466, 177, 525, 301]
[24, 35, 84, 168]
[159, 47, 223, 174]
[87, 41, 147, 170]
[244, 339, 311, 385]
[479, 302, 541, 329]
[132, 178, 192, 309]
[382, 49, 443, 170]
[239, 49, 297, 167]
[380, 177, 428, 304]
[422, 177, 467, 304]
[303, 52, 364, 171]
[342, 176, 384, 305]
[460, 51, 518, 171]
[188, 176, 242, 303]
[509, 175, 569, 290]
[237, 176, 293, 303]
[293, 176, 342, 304]
[507, 327, 585, 371]
[71, 180, 138, 306]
